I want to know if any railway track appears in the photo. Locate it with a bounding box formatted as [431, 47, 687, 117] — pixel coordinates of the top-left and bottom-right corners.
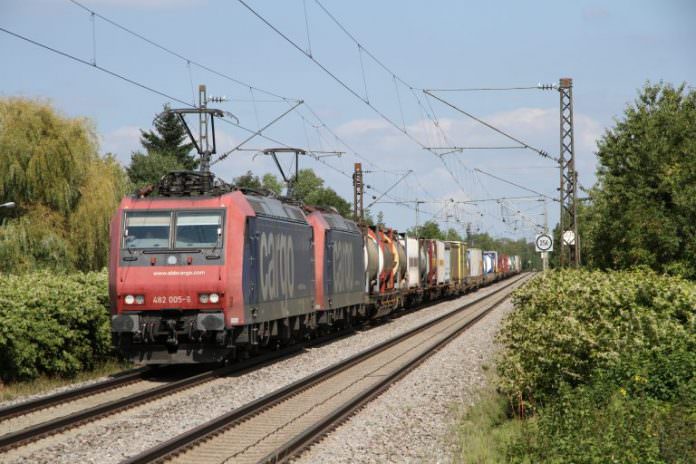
[125, 273, 532, 464]
[0, 347, 306, 454]
[0, 366, 152, 423]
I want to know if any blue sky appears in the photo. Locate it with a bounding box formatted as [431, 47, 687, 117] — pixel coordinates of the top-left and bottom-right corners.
[1, 0, 694, 239]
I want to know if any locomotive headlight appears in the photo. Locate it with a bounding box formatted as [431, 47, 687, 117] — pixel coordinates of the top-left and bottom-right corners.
[199, 293, 209, 304]
[209, 293, 220, 304]
[124, 295, 135, 305]
[135, 295, 145, 305]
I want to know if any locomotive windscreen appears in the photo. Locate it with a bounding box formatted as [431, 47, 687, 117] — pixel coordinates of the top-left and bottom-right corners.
[123, 210, 224, 249]
[124, 211, 170, 249]
[175, 212, 222, 248]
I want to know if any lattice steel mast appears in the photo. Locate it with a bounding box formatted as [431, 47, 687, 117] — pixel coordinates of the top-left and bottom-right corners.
[558, 77, 580, 267]
[353, 163, 364, 222]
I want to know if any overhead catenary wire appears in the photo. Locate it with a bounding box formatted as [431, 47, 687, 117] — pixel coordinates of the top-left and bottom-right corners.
[0, 13, 446, 228]
[0, 26, 306, 166]
[237, 0, 543, 236]
[14, 1, 539, 236]
[424, 86, 544, 92]
[67, 0, 299, 103]
[474, 168, 557, 202]
[213, 100, 305, 165]
[424, 90, 559, 163]
[314, 0, 551, 169]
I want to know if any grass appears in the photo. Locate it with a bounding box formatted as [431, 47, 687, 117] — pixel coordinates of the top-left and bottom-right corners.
[452, 388, 528, 464]
[0, 359, 132, 402]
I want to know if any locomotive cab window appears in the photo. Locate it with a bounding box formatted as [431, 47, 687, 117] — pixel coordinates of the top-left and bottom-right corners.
[123, 212, 171, 249]
[175, 212, 223, 248]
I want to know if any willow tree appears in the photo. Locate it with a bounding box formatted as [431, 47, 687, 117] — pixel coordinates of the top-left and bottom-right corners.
[0, 98, 129, 273]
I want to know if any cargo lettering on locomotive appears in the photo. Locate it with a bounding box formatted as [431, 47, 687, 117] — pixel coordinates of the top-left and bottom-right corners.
[259, 231, 295, 301]
[332, 240, 355, 293]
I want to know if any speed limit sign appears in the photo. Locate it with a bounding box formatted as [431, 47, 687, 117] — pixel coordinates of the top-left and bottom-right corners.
[535, 233, 553, 252]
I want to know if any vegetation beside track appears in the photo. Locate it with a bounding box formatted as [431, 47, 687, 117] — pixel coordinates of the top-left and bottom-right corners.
[454, 269, 696, 463]
[0, 360, 128, 402]
[0, 270, 114, 383]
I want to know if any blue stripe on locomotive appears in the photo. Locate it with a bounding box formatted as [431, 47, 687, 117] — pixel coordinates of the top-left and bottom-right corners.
[324, 228, 365, 308]
[243, 215, 315, 321]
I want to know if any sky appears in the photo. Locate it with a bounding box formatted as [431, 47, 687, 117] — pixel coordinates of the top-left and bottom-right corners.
[1, 0, 694, 240]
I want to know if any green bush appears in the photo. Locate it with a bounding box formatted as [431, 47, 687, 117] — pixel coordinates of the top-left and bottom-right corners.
[497, 269, 696, 410]
[496, 269, 696, 463]
[0, 270, 112, 381]
[507, 354, 696, 463]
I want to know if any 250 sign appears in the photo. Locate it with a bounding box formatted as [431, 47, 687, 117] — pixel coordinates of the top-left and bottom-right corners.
[535, 233, 553, 252]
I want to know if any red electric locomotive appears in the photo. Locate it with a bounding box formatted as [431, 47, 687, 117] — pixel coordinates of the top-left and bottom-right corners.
[109, 172, 369, 364]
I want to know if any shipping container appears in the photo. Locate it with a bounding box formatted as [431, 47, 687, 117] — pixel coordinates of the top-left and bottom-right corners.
[442, 241, 451, 283]
[400, 235, 421, 288]
[483, 251, 498, 274]
[436, 240, 447, 284]
[422, 238, 438, 286]
[448, 241, 462, 284]
[467, 248, 483, 277]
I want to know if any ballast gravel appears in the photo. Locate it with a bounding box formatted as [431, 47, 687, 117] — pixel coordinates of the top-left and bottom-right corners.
[0, 278, 519, 464]
[295, 298, 515, 464]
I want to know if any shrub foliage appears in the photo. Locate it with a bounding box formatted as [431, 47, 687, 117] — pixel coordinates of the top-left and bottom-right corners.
[0, 270, 112, 382]
[498, 270, 695, 463]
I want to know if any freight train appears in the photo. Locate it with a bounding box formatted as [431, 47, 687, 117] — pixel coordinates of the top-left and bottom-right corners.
[109, 173, 521, 364]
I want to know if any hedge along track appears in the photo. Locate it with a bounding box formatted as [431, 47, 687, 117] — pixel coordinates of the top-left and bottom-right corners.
[126, 273, 533, 464]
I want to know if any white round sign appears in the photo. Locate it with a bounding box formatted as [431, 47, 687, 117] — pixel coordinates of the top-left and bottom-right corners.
[562, 230, 576, 245]
[535, 233, 553, 252]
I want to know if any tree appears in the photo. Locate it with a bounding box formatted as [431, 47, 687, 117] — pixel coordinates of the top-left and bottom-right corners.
[293, 169, 352, 217]
[262, 173, 283, 195]
[233, 171, 263, 190]
[376, 211, 385, 227]
[233, 171, 283, 195]
[583, 83, 696, 277]
[139, 105, 196, 169]
[0, 98, 129, 273]
[444, 227, 463, 241]
[126, 151, 184, 190]
[127, 105, 196, 188]
[407, 220, 443, 239]
[233, 168, 352, 216]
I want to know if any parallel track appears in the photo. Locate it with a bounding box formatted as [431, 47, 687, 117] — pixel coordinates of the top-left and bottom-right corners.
[0, 347, 305, 453]
[0, 366, 152, 423]
[126, 273, 532, 464]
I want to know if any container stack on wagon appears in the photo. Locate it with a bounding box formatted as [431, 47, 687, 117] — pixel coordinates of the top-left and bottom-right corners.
[109, 182, 521, 364]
